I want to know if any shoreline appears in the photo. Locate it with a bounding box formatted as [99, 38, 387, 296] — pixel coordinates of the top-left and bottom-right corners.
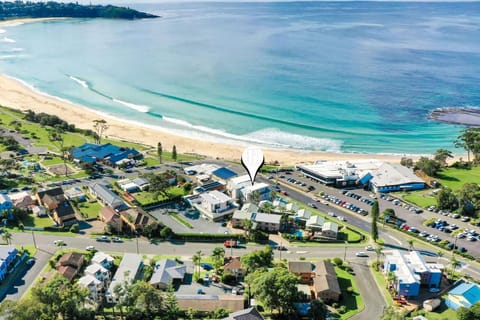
[0, 73, 422, 165]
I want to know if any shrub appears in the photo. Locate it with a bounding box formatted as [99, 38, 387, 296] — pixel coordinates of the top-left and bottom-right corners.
[347, 286, 354, 294]
[221, 273, 236, 285]
[70, 223, 79, 233]
[332, 303, 339, 309]
[333, 257, 343, 266]
[338, 306, 347, 314]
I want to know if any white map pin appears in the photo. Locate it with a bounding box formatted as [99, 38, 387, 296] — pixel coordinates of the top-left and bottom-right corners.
[241, 146, 265, 186]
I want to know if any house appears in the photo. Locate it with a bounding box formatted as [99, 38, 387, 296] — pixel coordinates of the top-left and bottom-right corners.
[56, 252, 85, 281]
[445, 283, 480, 310]
[224, 257, 246, 279]
[295, 209, 311, 221]
[0, 193, 13, 212]
[106, 253, 143, 303]
[64, 187, 86, 202]
[31, 205, 47, 217]
[227, 175, 252, 200]
[383, 250, 443, 299]
[314, 260, 341, 302]
[117, 179, 139, 193]
[88, 183, 128, 211]
[193, 181, 226, 194]
[100, 206, 123, 233]
[306, 215, 325, 231]
[78, 274, 103, 302]
[223, 307, 264, 320]
[150, 259, 186, 290]
[252, 212, 281, 232]
[0, 245, 18, 281]
[321, 222, 339, 239]
[36, 187, 77, 226]
[212, 167, 237, 183]
[71, 143, 142, 168]
[231, 207, 254, 229]
[85, 263, 111, 284]
[9, 191, 33, 209]
[288, 261, 314, 284]
[240, 183, 271, 203]
[132, 177, 150, 191]
[91, 251, 114, 270]
[196, 190, 236, 221]
[285, 203, 299, 213]
[119, 207, 155, 233]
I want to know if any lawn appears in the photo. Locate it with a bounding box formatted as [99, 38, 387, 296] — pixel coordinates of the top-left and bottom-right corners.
[418, 301, 457, 320]
[335, 266, 364, 319]
[371, 266, 394, 306]
[171, 213, 193, 228]
[41, 156, 65, 166]
[403, 193, 436, 208]
[22, 214, 55, 228]
[133, 187, 186, 206]
[338, 227, 363, 243]
[436, 166, 480, 191]
[77, 201, 103, 220]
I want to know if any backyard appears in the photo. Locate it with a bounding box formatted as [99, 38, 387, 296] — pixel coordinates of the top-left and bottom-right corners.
[335, 266, 364, 319]
[77, 201, 103, 220]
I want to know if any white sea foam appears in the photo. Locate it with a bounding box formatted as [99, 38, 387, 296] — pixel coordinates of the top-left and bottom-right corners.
[1, 37, 16, 43]
[113, 98, 150, 113]
[0, 54, 24, 60]
[2, 22, 24, 27]
[3, 47, 24, 52]
[6, 75, 76, 105]
[69, 75, 89, 89]
[0, 29, 5, 34]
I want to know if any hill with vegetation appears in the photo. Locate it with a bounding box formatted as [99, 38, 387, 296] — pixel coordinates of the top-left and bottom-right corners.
[0, 1, 159, 20]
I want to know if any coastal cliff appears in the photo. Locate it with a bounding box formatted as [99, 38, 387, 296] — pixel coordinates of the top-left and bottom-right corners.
[0, 1, 159, 20]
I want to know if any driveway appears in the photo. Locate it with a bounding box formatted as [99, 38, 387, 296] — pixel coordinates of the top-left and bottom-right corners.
[151, 209, 230, 235]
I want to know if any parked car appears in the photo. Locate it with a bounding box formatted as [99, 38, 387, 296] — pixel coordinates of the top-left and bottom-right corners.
[96, 236, 111, 242]
[200, 263, 213, 271]
[365, 245, 375, 251]
[112, 237, 123, 243]
[356, 252, 369, 257]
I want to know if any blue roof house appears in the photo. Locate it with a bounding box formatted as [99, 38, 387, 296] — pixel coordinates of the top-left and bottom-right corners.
[446, 283, 480, 310]
[71, 143, 141, 167]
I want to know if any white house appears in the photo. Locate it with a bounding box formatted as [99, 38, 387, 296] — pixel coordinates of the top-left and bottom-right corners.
[31, 205, 47, 217]
[241, 183, 271, 203]
[285, 203, 299, 213]
[150, 259, 187, 290]
[306, 216, 325, 231]
[197, 190, 236, 220]
[252, 212, 281, 232]
[227, 175, 252, 200]
[321, 222, 339, 239]
[117, 179, 139, 193]
[132, 177, 150, 191]
[9, 191, 33, 209]
[85, 263, 111, 284]
[295, 209, 311, 221]
[78, 274, 103, 302]
[91, 252, 114, 270]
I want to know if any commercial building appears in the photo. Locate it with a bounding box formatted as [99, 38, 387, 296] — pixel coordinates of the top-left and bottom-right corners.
[383, 250, 443, 299]
[445, 283, 480, 310]
[196, 190, 236, 220]
[296, 160, 425, 192]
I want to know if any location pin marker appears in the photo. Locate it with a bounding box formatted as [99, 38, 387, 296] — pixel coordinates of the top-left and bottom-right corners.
[241, 147, 265, 186]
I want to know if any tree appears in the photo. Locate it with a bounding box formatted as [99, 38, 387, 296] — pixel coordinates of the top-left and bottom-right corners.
[242, 219, 253, 240]
[128, 281, 164, 319]
[210, 307, 230, 319]
[247, 267, 300, 315]
[437, 250, 444, 264]
[371, 201, 379, 242]
[145, 173, 170, 199]
[436, 187, 458, 211]
[157, 142, 163, 164]
[172, 145, 177, 162]
[310, 298, 327, 320]
[400, 157, 414, 168]
[211, 247, 225, 272]
[415, 156, 441, 177]
[450, 256, 461, 278]
[49, 125, 69, 176]
[374, 245, 383, 269]
[455, 127, 480, 163]
[434, 148, 453, 167]
[2, 230, 12, 245]
[457, 183, 480, 216]
[241, 246, 274, 273]
[407, 239, 414, 251]
[93, 119, 109, 144]
[163, 284, 180, 320]
[192, 250, 204, 280]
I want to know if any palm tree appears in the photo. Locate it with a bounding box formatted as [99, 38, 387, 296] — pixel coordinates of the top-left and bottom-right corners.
[2, 230, 12, 245]
[374, 245, 383, 270]
[437, 251, 444, 264]
[211, 247, 225, 273]
[192, 250, 204, 280]
[450, 257, 461, 278]
[408, 239, 415, 251]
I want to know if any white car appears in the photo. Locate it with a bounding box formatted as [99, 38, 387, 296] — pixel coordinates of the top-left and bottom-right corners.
[85, 246, 96, 252]
[338, 216, 346, 221]
[365, 245, 375, 251]
[356, 252, 369, 257]
[53, 240, 65, 246]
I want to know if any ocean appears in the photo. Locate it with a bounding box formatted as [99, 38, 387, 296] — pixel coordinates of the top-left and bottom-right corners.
[0, 1, 479, 155]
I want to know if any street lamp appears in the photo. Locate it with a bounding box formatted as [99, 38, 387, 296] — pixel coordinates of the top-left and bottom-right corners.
[344, 241, 348, 262]
[31, 230, 37, 248]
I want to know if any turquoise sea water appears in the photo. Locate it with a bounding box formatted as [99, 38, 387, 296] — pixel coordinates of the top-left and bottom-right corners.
[0, 1, 479, 154]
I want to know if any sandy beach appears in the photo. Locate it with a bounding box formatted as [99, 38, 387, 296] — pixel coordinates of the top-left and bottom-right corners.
[0, 73, 418, 165]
